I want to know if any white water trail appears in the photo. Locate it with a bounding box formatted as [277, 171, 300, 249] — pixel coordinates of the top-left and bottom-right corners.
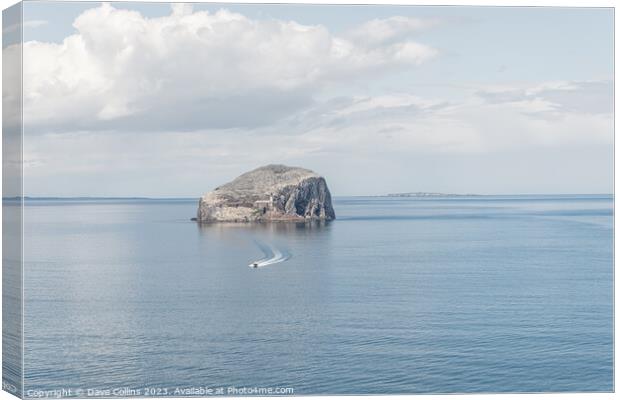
[249, 240, 290, 268]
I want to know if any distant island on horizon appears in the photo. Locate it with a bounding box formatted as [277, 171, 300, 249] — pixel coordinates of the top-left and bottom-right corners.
[383, 192, 481, 198]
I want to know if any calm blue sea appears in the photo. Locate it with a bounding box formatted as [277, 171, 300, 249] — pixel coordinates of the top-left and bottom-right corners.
[20, 195, 613, 395]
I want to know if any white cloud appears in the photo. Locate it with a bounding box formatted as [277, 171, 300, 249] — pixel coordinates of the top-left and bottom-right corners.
[476, 80, 613, 115]
[14, 3, 612, 196]
[20, 3, 437, 132]
[262, 80, 613, 158]
[3, 20, 48, 34]
[346, 16, 440, 46]
[23, 80, 613, 196]
[24, 20, 48, 29]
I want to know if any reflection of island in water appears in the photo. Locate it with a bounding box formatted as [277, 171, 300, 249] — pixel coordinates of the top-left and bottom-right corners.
[195, 164, 335, 223]
[196, 219, 332, 269]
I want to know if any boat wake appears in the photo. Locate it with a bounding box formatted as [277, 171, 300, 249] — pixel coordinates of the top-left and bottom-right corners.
[249, 241, 290, 268]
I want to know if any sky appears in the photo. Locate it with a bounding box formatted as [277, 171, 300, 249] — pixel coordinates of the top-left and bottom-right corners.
[7, 2, 614, 196]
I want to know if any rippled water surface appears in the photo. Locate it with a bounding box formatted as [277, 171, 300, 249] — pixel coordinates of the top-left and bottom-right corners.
[22, 195, 613, 394]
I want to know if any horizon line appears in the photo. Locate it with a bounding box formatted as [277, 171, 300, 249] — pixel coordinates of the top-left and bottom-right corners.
[5, 193, 615, 201]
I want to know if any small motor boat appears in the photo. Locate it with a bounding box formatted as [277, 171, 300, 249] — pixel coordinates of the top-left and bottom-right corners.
[251, 262, 259, 268]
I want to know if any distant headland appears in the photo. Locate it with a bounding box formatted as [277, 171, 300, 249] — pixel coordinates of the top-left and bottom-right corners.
[195, 164, 336, 223]
[384, 192, 481, 198]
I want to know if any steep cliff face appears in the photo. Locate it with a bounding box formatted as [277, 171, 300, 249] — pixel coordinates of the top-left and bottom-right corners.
[196, 165, 336, 222]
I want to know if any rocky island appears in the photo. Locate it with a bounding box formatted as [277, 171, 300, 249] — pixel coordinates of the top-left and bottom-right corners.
[196, 164, 336, 223]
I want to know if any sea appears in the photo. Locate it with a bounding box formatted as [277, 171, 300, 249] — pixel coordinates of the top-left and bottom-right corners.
[15, 195, 613, 395]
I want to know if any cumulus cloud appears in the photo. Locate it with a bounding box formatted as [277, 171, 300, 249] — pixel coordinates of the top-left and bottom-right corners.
[20, 3, 437, 132]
